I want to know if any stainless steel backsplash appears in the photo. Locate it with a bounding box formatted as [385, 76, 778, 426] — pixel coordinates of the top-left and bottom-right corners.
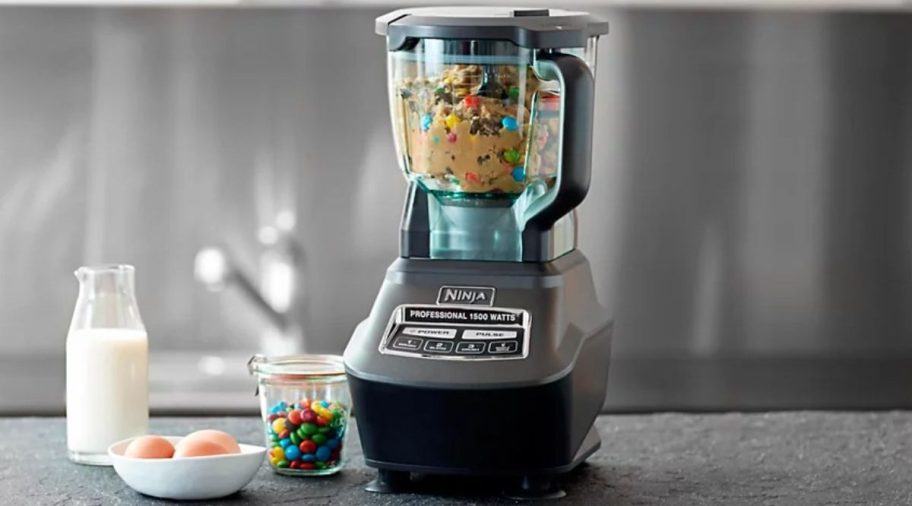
[1, 7, 910, 360]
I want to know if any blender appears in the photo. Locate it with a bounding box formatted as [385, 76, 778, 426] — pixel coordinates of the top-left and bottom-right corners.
[343, 7, 611, 498]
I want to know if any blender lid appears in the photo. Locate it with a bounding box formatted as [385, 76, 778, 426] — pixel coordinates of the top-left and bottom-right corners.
[377, 7, 609, 51]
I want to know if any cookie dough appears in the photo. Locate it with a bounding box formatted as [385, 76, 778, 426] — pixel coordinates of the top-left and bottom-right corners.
[394, 64, 561, 198]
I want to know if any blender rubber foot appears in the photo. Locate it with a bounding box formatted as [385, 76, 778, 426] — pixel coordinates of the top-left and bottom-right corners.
[502, 475, 566, 500]
[365, 469, 410, 494]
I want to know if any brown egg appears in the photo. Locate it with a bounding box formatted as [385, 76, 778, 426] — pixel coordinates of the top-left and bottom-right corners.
[173, 437, 231, 458]
[124, 435, 175, 459]
[181, 430, 241, 454]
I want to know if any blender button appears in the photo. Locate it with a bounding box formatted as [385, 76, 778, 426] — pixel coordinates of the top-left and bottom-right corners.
[402, 327, 457, 339]
[488, 340, 519, 354]
[455, 342, 485, 354]
[463, 329, 518, 340]
[423, 340, 454, 354]
[392, 336, 423, 351]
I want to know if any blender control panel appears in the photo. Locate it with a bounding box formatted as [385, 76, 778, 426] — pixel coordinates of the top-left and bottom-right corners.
[378, 304, 530, 361]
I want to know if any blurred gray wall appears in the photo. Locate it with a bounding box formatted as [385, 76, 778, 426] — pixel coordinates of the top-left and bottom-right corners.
[1, 7, 911, 364]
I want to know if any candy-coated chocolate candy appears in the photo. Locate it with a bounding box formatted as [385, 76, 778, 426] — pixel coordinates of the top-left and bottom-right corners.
[501, 116, 519, 131]
[284, 445, 301, 461]
[503, 149, 520, 164]
[509, 86, 520, 99]
[447, 132, 458, 143]
[445, 114, 460, 130]
[420, 114, 433, 131]
[512, 166, 526, 182]
[299, 440, 317, 454]
[264, 398, 348, 472]
[464, 95, 480, 109]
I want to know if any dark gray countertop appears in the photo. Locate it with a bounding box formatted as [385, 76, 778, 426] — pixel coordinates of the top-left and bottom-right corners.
[9, 355, 912, 415]
[2, 413, 910, 505]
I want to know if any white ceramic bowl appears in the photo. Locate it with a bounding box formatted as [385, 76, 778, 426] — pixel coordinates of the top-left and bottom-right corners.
[108, 436, 266, 500]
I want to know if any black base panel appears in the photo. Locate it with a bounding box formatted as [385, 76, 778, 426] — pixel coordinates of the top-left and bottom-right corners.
[349, 373, 593, 476]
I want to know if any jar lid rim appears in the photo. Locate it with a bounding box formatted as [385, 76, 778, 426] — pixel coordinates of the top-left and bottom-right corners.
[248, 354, 345, 378]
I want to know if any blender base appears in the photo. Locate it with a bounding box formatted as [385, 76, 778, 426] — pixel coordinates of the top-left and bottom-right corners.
[347, 252, 611, 498]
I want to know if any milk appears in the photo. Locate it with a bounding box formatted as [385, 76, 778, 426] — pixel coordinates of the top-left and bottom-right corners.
[66, 328, 149, 461]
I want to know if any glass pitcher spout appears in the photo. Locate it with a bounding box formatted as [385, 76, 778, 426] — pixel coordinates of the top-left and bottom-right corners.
[70, 264, 144, 331]
[75, 264, 134, 294]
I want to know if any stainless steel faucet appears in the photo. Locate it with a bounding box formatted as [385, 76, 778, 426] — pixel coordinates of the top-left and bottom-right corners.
[194, 231, 305, 353]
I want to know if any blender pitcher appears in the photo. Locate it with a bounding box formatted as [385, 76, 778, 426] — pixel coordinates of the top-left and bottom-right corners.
[386, 8, 601, 262]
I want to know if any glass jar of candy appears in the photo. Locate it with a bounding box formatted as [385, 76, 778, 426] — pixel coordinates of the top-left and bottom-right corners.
[248, 354, 350, 476]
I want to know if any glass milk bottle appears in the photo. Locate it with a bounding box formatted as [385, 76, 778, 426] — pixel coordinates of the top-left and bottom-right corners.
[66, 264, 149, 465]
